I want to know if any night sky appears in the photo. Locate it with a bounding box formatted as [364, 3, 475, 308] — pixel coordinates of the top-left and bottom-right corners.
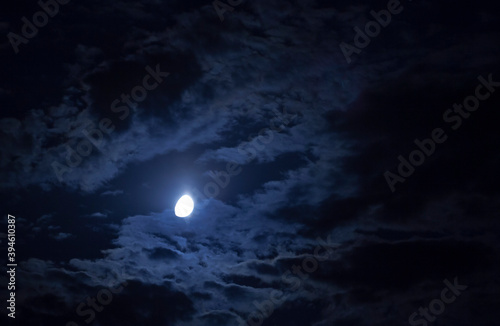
[1, 0, 500, 325]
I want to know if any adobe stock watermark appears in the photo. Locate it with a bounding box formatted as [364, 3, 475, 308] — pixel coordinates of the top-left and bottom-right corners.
[65, 271, 129, 326]
[212, 0, 244, 22]
[409, 277, 467, 326]
[51, 64, 169, 182]
[339, 0, 406, 64]
[237, 235, 339, 326]
[385, 73, 500, 192]
[7, 0, 71, 54]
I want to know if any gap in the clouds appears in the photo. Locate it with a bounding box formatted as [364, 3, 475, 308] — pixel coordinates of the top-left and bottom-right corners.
[2, 53, 73, 119]
[1, 186, 117, 262]
[85, 51, 203, 127]
[215, 114, 268, 144]
[215, 151, 314, 206]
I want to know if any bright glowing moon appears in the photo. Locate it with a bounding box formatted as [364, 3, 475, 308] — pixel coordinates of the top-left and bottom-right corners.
[175, 195, 194, 218]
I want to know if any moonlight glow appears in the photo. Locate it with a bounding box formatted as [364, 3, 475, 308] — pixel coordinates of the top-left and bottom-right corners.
[175, 195, 194, 218]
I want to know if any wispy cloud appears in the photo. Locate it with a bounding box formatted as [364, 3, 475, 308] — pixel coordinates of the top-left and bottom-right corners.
[100, 189, 124, 196]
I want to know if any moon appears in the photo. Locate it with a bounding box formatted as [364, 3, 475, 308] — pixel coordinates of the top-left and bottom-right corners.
[175, 195, 194, 218]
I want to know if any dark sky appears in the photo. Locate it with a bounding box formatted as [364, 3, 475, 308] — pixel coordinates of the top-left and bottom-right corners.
[1, 0, 500, 325]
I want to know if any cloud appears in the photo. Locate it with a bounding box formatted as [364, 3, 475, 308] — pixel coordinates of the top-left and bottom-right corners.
[36, 214, 54, 224]
[88, 212, 108, 218]
[100, 189, 124, 196]
[52, 232, 73, 241]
